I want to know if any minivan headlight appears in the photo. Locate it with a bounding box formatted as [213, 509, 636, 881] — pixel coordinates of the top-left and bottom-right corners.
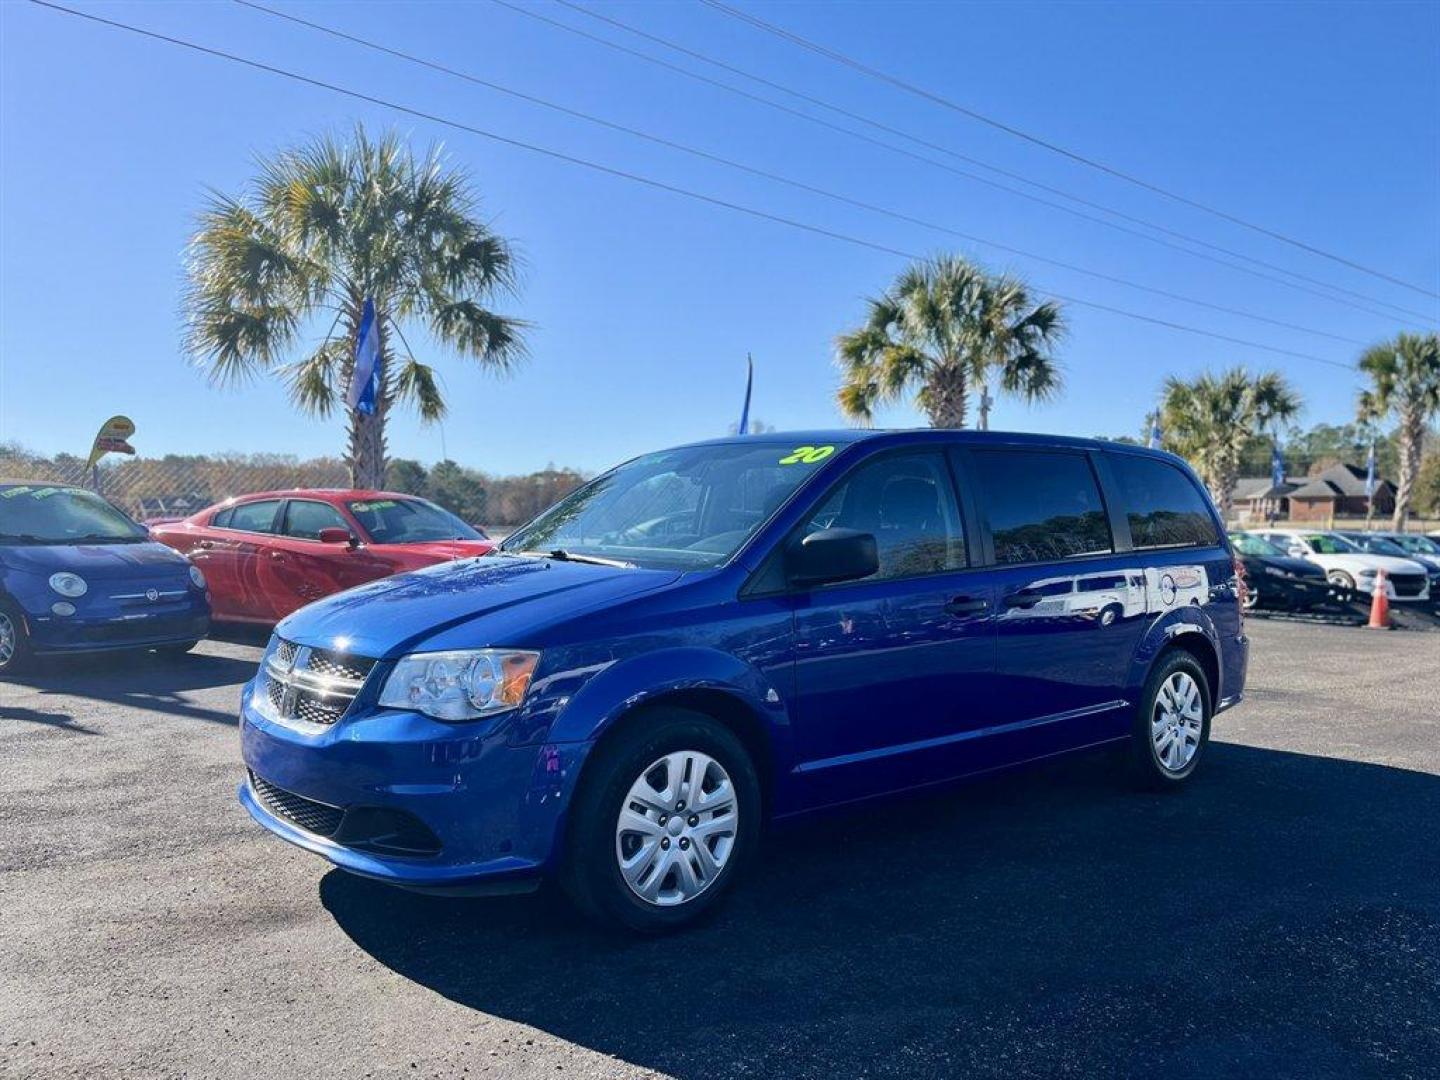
[49, 572, 88, 598]
[378, 649, 540, 721]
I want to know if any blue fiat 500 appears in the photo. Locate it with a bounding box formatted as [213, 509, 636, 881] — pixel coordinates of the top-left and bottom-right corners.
[0, 483, 211, 673]
[239, 431, 1247, 931]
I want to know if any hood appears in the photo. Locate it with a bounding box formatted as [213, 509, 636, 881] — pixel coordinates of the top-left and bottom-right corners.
[1246, 555, 1324, 578]
[0, 540, 192, 583]
[372, 539, 495, 560]
[275, 554, 681, 658]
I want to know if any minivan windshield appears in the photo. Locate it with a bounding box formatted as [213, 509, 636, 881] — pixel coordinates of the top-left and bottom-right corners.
[0, 484, 147, 544]
[501, 440, 847, 570]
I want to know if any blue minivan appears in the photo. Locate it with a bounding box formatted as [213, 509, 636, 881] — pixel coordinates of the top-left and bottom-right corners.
[0, 482, 211, 674]
[239, 431, 1247, 931]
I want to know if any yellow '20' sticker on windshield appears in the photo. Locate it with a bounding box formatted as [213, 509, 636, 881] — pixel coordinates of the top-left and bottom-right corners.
[779, 445, 835, 465]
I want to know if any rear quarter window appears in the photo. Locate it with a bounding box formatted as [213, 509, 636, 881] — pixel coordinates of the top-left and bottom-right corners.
[1108, 454, 1219, 550]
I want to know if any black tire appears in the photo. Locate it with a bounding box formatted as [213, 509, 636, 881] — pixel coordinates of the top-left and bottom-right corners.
[1127, 650, 1212, 790]
[1098, 603, 1123, 626]
[1327, 569, 1357, 591]
[560, 707, 761, 933]
[0, 597, 34, 677]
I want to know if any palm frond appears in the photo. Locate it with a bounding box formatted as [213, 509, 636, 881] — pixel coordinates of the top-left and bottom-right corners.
[393, 356, 447, 422]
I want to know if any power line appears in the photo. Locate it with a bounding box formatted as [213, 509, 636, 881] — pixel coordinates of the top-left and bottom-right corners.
[553, 0, 1433, 323]
[26, 0, 1355, 374]
[234, 0, 1368, 347]
[497, 0, 1435, 327]
[700, 0, 1440, 303]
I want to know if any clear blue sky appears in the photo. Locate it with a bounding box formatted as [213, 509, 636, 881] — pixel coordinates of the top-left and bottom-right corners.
[2, 0, 1437, 476]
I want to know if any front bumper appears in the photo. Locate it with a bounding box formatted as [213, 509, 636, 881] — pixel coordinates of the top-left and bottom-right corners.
[238, 680, 592, 892]
[26, 593, 210, 654]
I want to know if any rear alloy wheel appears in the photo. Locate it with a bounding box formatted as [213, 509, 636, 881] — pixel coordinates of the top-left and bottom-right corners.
[0, 600, 34, 676]
[562, 707, 760, 933]
[1128, 651, 1211, 788]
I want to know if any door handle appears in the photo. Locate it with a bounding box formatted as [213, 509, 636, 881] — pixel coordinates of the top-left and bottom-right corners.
[197, 540, 214, 549]
[268, 551, 285, 561]
[1003, 587, 1043, 609]
[944, 595, 989, 615]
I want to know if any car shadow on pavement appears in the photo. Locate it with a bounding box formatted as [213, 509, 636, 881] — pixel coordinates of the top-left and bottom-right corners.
[1, 648, 258, 728]
[321, 742, 1440, 1079]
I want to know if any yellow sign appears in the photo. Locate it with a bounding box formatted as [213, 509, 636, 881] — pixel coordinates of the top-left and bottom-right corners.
[778, 445, 835, 465]
[84, 415, 137, 471]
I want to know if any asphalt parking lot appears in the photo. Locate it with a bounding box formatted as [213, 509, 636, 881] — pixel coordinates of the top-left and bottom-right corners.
[2, 620, 1438, 1080]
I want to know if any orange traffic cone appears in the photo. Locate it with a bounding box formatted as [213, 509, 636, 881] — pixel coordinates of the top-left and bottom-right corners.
[1367, 569, 1391, 630]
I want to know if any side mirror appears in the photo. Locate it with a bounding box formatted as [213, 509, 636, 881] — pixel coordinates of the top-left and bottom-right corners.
[318, 527, 356, 547]
[786, 528, 879, 588]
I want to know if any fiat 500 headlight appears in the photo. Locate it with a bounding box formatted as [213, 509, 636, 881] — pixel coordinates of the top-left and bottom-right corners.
[188, 564, 206, 589]
[48, 572, 88, 598]
[378, 649, 541, 721]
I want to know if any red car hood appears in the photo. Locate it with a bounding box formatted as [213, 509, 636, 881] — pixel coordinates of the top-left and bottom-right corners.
[372, 539, 495, 561]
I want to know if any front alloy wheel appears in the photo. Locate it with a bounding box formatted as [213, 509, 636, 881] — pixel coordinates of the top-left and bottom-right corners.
[0, 601, 33, 675]
[615, 751, 739, 906]
[562, 707, 759, 932]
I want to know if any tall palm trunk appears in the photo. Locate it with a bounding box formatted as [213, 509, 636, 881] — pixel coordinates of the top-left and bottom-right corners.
[924, 363, 969, 428]
[1392, 405, 1425, 529]
[345, 301, 390, 490]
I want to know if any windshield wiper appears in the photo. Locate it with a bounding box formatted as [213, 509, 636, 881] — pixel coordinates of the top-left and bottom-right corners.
[69, 533, 145, 544]
[517, 548, 635, 569]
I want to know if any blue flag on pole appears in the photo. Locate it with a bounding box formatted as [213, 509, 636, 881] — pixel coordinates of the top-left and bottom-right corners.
[1365, 443, 1376, 497]
[1270, 443, 1285, 489]
[737, 354, 753, 435]
[345, 298, 381, 417]
[1148, 414, 1161, 450]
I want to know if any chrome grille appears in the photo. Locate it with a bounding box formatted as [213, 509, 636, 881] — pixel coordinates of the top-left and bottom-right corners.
[257, 636, 372, 730]
[306, 649, 374, 683]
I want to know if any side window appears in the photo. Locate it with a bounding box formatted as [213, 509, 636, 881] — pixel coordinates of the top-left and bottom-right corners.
[971, 450, 1113, 565]
[804, 452, 965, 580]
[1108, 454, 1219, 549]
[283, 500, 349, 541]
[224, 499, 281, 534]
[211, 507, 233, 528]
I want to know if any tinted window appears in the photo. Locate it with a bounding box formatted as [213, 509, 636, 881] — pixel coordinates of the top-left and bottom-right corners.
[283, 500, 349, 540]
[803, 452, 965, 580]
[1108, 454, 1218, 549]
[971, 450, 1112, 565]
[223, 500, 280, 534]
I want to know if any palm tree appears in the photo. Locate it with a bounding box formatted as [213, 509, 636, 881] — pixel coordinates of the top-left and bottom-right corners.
[835, 255, 1064, 429]
[183, 126, 526, 488]
[1160, 368, 1301, 520]
[1357, 332, 1440, 528]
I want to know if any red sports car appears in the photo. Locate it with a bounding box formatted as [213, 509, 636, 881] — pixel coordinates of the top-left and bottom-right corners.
[150, 489, 494, 624]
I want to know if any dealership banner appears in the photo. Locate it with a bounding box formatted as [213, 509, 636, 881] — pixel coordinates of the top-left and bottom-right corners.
[84, 415, 137, 471]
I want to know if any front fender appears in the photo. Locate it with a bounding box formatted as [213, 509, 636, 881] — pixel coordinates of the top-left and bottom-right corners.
[546, 645, 790, 750]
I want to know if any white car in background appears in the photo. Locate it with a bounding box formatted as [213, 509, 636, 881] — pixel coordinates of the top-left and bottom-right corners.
[1254, 529, 1430, 601]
